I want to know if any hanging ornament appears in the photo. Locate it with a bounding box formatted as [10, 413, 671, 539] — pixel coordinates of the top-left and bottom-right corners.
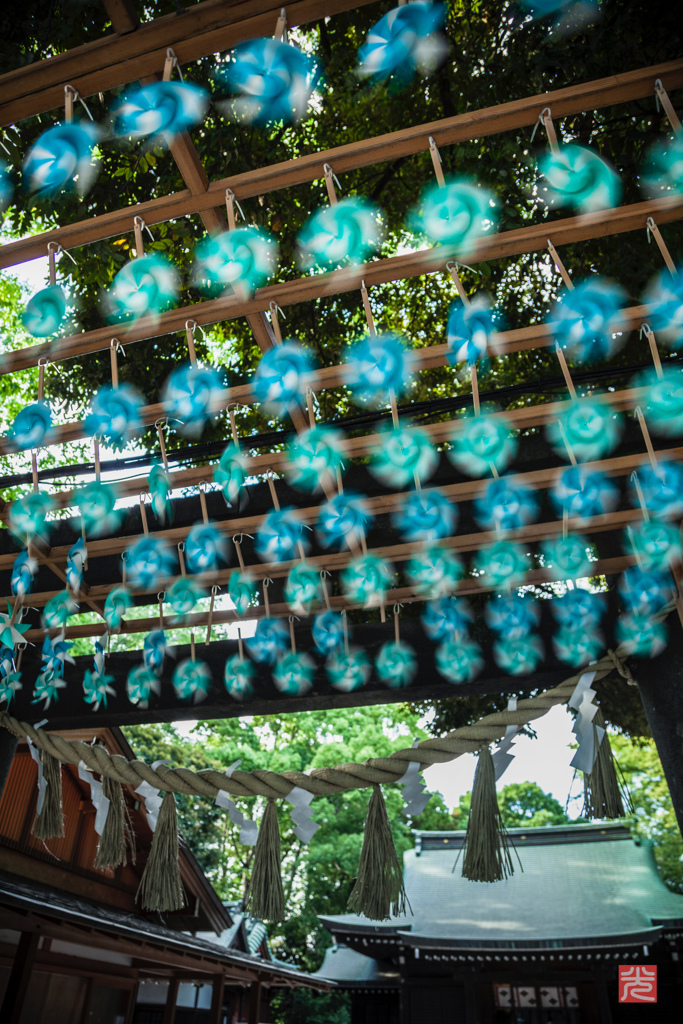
[76, 480, 122, 538]
[86, 384, 144, 450]
[341, 554, 392, 607]
[474, 477, 538, 533]
[10, 552, 38, 599]
[405, 546, 463, 597]
[642, 136, 683, 196]
[538, 144, 622, 213]
[410, 179, 497, 252]
[375, 641, 417, 688]
[551, 466, 619, 519]
[546, 398, 622, 462]
[149, 463, 174, 525]
[32, 672, 66, 709]
[0, 603, 31, 648]
[297, 198, 383, 269]
[369, 426, 437, 488]
[194, 226, 278, 298]
[553, 628, 604, 667]
[168, 577, 205, 618]
[0, 160, 13, 212]
[173, 658, 212, 703]
[486, 593, 540, 639]
[494, 635, 544, 676]
[356, 1, 446, 83]
[228, 571, 258, 615]
[253, 341, 313, 417]
[9, 491, 55, 543]
[624, 520, 682, 572]
[474, 540, 530, 589]
[392, 488, 457, 543]
[541, 533, 593, 579]
[619, 567, 674, 617]
[435, 637, 483, 683]
[24, 121, 100, 198]
[106, 254, 179, 322]
[642, 268, 683, 349]
[273, 651, 315, 696]
[448, 408, 516, 478]
[421, 596, 473, 641]
[224, 654, 256, 701]
[630, 463, 683, 519]
[215, 38, 321, 126]
[162, 363, 223, 438]
[0, 645, 21, 707]
[215, 442, 248, 504]
[126, 536, 177, 590]
[317, 491, 372, 550]
[83, 635, 115, 711]
[344, 333, 413, 407]
[43, 590, 79, 629]
[551, 588, 606, 629]
[40, 632, 74, 677]
[7, 401, 53, 451]
[286, 425, 345, 492]
[143, 629, 169, 676]
[110, 80, 209, 141]
[447, 294, 501, 366]
[326, 647, 371, 692]
[312, 609, 347, 656]
[104, 585, 132, 631]
[65, 537, 87, 593]
[186, 523, 228, 573]
[638, 366, 683, 436]
[256, 508, 309, 563]
[548, 278, 626, 365]
[22, 286, 67, 338]
[126, 664, 161, 708]
[246, 617, 289, 665]
[616, 613, 667, 658]
[284, 562, 322, 615]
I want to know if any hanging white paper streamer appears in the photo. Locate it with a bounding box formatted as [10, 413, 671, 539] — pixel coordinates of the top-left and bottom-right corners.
[398, 740, 431, 818]
[286, 785, 319, 843]
[27, 735, 47, 816]
[134, 757, 168, 834]
[78, 761, 111, 836]
[492, 696, 520, 781]
[215, 760, 259, 846]
[568, 670, 604, 774]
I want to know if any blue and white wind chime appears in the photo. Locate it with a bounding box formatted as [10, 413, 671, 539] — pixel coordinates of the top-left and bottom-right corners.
[1, 2, 682, 713]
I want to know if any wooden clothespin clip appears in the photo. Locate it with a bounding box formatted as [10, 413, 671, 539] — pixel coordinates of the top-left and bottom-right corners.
[163, 47, 181, 82]
[640, 323, 663, 380]
[428, 136, 445, 187]
[269, 300, 284, 344]
[225, 188, 244, 231]
[133, 215, 153, 258]
[654, 79, 681, 137]
[323, 163, 340, 206]
[547, 239, 574, 290]
[646, 217, 676, 274]
[274, 7, 287, 41]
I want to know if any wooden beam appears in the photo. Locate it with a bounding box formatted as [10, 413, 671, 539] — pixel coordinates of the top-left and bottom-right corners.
[0, 0, 378, 127]
[0, 931, 40, 1024]
[2, 60, 682, 270]
[209, 974, 225, 1024]
[101, 0, 140, 35]
[247, 979, 262, 1024]
[0, 196, 678, 378]
[163, 975, 179, 1024]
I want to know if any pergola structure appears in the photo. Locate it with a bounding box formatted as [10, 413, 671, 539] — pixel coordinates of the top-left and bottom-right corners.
[0, 2, 682, 840]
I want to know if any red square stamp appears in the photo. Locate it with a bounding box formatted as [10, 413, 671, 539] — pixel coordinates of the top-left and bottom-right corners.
[619, 965, 657, 1003]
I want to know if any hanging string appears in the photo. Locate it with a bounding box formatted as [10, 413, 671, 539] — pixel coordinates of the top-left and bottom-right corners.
[64, 83, 94, 122]
[269, 301, 284, 345]
[646, 217, 676, 275]
[640, 323, 663, 379]
[205, 585, 220, 645]
[133, 216, 152, 259]
[654, 79, 682, 136]
[163, 46, 183, 82]
[234, 534, 247, 571]
[538, 106, 560, 154]
[225, 188, 245, 231]
[323, 162, 340, 205]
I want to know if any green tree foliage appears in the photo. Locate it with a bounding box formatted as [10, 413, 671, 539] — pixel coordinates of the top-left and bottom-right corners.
[457, 779, 579, 829]
[611, 733, 683, 893]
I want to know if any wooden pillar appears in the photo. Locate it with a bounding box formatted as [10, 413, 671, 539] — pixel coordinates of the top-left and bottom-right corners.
[247, 979, 262, 1024]
[634, 614, 683, 835]
[1, 930, 40, 1024]
[209, 974, 224, 1024]
[0, 731, 18, 802]
[124, 980, 139, 1024]
[162, 976, 179, 1024]
[79, 977, 95, 1024]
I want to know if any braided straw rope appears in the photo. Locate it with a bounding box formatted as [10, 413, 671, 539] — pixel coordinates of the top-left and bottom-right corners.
[0, 648, 634, 801]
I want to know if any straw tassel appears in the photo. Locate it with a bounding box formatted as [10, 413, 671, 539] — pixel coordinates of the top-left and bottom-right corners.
[347, 784, 407, 921]
[95, 775, 136, 871]
[582, 709, 630, 819]
[33, 751, 65, 841]
[136, 792, 184, 912]
[247, 798, 285, 922]
[461, 746, 515, 883]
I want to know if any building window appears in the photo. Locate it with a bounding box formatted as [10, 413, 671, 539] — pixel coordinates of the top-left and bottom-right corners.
[493, 983, 580, 1022]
